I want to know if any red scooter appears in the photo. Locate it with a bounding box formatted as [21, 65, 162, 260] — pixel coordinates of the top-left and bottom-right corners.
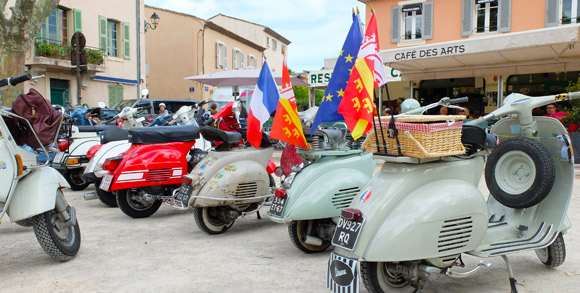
[99, 124, 203, 218]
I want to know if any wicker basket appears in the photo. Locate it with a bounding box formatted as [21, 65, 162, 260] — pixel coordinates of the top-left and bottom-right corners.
[362, 115, 466, 158]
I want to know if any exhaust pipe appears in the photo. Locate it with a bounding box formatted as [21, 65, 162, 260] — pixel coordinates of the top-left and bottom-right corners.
[303, 235, 323, 246]
[84, 191, 97, 201]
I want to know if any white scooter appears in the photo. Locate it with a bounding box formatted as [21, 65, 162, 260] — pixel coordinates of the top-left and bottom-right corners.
[0, 74, 81, 261]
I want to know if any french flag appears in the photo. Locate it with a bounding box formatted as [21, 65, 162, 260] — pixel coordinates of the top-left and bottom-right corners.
[247, 61, 279, 148]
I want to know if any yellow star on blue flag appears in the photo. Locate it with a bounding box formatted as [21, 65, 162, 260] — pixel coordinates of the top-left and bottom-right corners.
[311, 12, 363, 134]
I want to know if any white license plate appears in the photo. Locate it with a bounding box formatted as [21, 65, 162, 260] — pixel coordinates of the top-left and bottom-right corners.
[327, 252, 359, 293]
[99, 174, 114, 191]
[53, 152, 65, 164]
[331, 215, 365, 250]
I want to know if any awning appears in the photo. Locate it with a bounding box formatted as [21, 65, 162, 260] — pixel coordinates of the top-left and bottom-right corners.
[185, 68, 309, 87]
[382, 24, 580, 81]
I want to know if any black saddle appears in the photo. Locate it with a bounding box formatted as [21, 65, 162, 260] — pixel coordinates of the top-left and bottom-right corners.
[101, 126, 129, 144]
[129, 125, 200, 144]
[235, 128, 272, 148]
[77, 125, 110, 133]
[200, 126, 242, 151]
[461, 124, 494, 154]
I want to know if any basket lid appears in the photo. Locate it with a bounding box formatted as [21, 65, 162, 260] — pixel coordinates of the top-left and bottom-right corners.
[374, 115, 466, 123]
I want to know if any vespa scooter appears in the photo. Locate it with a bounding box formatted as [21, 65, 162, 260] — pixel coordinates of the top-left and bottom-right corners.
[171, 101, 278, 234]
[266, 124, 376, 253]
[0, 74, 81, 261]
[327, 93, 578, 292]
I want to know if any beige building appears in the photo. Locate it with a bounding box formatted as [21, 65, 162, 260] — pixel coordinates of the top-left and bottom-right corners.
[209, 14, 290, 73]
[144, 6, 267, 101]
[24, 0, 147, 108]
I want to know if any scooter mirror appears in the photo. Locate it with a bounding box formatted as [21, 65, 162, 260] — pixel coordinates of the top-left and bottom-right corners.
[141, 89, 149, 98]
[97, 101, 106, 108]
[233, 101, 242, 119]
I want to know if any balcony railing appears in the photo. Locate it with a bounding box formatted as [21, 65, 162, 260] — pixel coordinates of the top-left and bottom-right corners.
[34, 37, 105, 66]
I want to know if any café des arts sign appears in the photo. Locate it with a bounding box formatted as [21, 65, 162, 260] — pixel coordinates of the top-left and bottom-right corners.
[394, 44, 466, 61]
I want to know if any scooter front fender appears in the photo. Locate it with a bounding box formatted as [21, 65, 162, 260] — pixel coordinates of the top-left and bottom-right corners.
[8, 167, 69, 222]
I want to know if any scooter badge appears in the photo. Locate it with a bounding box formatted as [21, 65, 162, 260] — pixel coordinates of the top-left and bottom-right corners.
[359, 190, 371, 203]
[0, 161, 6, 169]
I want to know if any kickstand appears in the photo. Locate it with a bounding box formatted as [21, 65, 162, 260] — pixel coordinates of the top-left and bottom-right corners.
[256, 210, 261, 220]
[501, 255, 518, 293]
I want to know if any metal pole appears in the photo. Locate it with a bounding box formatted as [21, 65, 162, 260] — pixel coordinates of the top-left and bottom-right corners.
[74, 46, 82, 105]
[136, 0, 141, 98]
[497, 75, 504, 108]
[378, 86, 383, 114]
[409, 80, 414, 100]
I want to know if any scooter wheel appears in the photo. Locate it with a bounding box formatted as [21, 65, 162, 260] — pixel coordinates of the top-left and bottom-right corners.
[94, 181, 118, 207]
[116, 188, 162, 218]
[193, 207, 235, 235]
[65, 168, 90, 191]
[288, 220, 331, 253]
[485, 137, 555, 209]
[361, 261, 410, 292]
[536, 233, 566, 268]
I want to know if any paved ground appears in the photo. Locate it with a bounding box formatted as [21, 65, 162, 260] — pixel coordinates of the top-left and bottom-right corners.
[1, 159, 580, 292]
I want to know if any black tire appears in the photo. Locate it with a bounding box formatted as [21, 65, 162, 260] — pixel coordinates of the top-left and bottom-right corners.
[116, 188, 162, 218]
[361, 261, 410, 293]
[288, 220, 332, 253]
[485, 137, 555, 209]
[32, 209, 81, 262]
[94, 181, 118, 207]
[536, 233, 566, 268]
[15, 218, 34, 227]
[193, 207, 235, 235]
[65, 168, 90, 191]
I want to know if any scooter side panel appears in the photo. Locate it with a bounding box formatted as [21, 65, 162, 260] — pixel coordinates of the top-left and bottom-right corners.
[7, 167, 69, 222]
[84, 140, 131, 177]
[0, 137, 17, 202]
[192, 160, 270, 207]
[53, 137, 100, 169]
[363, 179, 488, 262]
[283, 152, 376, 221]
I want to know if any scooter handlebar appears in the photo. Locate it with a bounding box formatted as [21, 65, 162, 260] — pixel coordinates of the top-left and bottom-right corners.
[448, 97, 468, 104]
[0, 73, 32, 88]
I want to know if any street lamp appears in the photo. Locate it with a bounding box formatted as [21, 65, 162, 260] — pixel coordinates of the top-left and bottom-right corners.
[144, 12, 160, 32]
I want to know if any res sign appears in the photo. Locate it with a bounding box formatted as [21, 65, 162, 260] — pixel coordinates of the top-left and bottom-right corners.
[308, 67, 402, 87]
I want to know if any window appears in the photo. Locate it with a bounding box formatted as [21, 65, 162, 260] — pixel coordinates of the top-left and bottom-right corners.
[232, 48, 244, 69]
[266, 36, 270, 48]
[99, 16, 128, 58]
[39, 7, 69, 44]
[108, 84, 124, 107]
[562, 0, 580, 24]
[272, 39, 278, 51]
[391, 1, 433, 43]
[216, 41, 227, 69]
[107, 20, 118, 57]
[475, 0, 498, 33]
[248, 54, 257, 68]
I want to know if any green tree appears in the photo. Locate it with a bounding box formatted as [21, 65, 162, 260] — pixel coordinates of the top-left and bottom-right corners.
[293, 86, 324, 111]
[1, 0, 59, 105]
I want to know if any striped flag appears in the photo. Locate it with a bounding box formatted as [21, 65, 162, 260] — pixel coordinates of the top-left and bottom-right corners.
[247, 61, 279, 148]
[269, 57, 309, 149]
[337, 11, 386, 140]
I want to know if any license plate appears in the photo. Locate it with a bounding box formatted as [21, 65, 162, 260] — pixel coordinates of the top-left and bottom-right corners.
[53, 152, 65, 164]
[327, 252, 359, 293]
[268, 196, 287, 217]
[99, 174, 114, 191]
[331, 215, 365, 250]
[174, 184, 193, 206]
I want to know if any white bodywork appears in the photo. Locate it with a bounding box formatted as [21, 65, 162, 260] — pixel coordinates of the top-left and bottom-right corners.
[52, 125, 101, 169]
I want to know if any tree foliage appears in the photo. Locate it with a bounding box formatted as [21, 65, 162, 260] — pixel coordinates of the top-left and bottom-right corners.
[0, 0, 59, 105]
[293, 86, 324, 111]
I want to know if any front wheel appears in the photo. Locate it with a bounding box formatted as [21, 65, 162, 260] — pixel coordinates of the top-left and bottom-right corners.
[361, 261, 410, 293]
[535, 233, 566, 268]
[94, 181, 118, 207]
[65, 168, 90, 191]
[288, 220, 332, 253]
[116, 188, 162, 218]
[32, 209, 81, 262]
[193, 207, 236, 235]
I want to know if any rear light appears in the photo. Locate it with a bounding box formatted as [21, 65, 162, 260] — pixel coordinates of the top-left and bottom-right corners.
[341, 208, 362, 221]
[267, 160, 277, 175]
[182, 175, 193, 185]
[57, 140, 70, 151]
[87, 145, 103, 161]
[275, 188, 287, 198]
[102, 156, 123, 171]
[275, 167, 284, 177]
[15, 154, 23, 176]
[66, 157, 80, 165]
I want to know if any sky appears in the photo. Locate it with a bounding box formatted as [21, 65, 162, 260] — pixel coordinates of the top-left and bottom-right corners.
[144, 0, 366, 73]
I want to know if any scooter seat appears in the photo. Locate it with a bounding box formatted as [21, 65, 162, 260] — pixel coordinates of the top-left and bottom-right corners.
[101, 126, 129, 144]
[129, 125, 200, 144]
[77, 125, 111, 133]
[199, 126, 242, 145]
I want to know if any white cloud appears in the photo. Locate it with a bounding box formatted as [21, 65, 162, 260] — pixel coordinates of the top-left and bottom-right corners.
[145, 0, 365, 72]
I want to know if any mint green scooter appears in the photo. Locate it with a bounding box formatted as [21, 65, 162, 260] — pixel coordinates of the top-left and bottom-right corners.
[266, 124, 376, 253]
[327, 93, 578, 292]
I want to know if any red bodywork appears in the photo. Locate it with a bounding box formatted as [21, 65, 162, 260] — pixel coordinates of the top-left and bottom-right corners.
[103, 140, 196, 192]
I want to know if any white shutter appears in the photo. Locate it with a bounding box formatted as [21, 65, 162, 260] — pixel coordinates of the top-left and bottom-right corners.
[241, 52, 245, 68]
[422, 2, 434, 40]
[224, 45, 228, 69]
[216, 42, 220, 69]
[391, 6, 400, 43]
[546, 0, 560, 27]
[498, 0, 511, 32]
[461, 0, 473, 36]
[233, 49, 238, 69]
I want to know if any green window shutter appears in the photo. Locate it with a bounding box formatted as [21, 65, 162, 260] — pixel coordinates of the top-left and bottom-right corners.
[73, 9, 82, 32]
[123, 22, 130, 59]
[108, 84, 116, 106]
[99, 16, 107, 52]
[108, 84, 124, 106]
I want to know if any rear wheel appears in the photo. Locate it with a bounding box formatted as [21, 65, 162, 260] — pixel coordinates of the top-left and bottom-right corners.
[66, 168, 90, 191]
[361, 261, 410, 292]
[536, 233, 566, 267]
[288, 220, 332, 253]
[94, 181, 118, 207]
[193, 207, 236, 235]
[116, 188, 162, 218]
[32, 208, 81, 262]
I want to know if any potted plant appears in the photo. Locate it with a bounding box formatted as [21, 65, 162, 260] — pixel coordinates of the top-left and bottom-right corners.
[564, 81, 580, 132]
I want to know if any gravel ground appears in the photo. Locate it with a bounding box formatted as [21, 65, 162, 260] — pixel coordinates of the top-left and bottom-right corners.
[1, 161, 579, 293]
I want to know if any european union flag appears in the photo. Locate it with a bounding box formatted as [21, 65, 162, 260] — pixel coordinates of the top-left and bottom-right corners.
[311, 12, 363, 134]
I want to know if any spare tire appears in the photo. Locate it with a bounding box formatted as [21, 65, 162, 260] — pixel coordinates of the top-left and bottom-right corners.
[485, 137, 555, 209]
